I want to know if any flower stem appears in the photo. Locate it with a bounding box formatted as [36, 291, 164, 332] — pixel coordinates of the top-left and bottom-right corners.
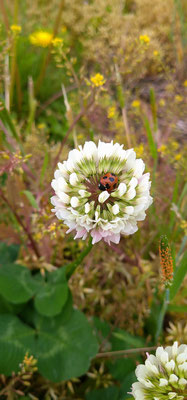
[155, 288, 170, 343]
[65, 236, 93, 280]
[9, 0, 19, 108]
[35, 0, 65, 95]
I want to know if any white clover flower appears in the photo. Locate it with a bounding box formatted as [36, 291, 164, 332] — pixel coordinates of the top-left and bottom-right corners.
[51, 140, 152, 245]
[131, 342, 187, 400]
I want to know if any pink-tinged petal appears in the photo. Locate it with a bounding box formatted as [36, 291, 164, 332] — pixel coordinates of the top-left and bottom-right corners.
[74, 228, 88, 239]
[91, 230, 103, 244]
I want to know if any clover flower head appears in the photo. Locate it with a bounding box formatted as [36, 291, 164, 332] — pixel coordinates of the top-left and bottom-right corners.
[90, 73, 106, 87]
[29, 31, 53, 47]
[131, 342, 187, 400]
[51, 141, 152, 245]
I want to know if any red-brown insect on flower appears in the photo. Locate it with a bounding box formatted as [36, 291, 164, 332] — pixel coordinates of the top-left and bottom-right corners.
[98, 173, 118, 193]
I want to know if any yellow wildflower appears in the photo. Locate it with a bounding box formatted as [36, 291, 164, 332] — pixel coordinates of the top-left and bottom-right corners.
[131, 100, 140, 108]
[10, 25, 22, 34]
[107, 106, 116, 119]
[159, 99, 165, 107]
[52, 37, 63, 47]
[158, 144, 167, 154]
[175, 154, 182, 161]
[183, 80, 187, 87]
[134, 143, 144, 158]
[175, 95, 183, 103]
[90, 73, 106, 88]
[171, 141, 179, 150]
[139, 34, 150, 44]
[37, 123, 46, 130]
[153, 50, 159, 57]
[29, 31, 53, 47]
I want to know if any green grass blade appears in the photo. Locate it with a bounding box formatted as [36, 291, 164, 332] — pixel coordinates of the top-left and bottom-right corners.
[170, 250, 187, 300]
[143, 116, 157, 160]
[21, 190, 39, 210]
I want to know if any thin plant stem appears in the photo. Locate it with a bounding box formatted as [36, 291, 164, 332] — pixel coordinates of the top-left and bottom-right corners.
[95, 346, 157, 359]
[0, 0, 9, 32]
[35, 0, 65, 95]
[52, 92, 95, 169]
[66, 236, 93, 280]
[9, 0, 19, 108]
[0, 190, 41, 258]
[155, 288, 170, 343]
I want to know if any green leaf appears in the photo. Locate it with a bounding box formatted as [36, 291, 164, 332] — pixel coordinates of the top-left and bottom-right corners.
[0, 314, 35, 375]
[34, 282, 69, 317]
[21, 190, 39, 210]
[108, 358, 136, 382]
[118, 371, 136, 400]
[86, 386, 119, 400]
[92, 316, 111, 345]
[0, 308, 98, 382]
[0, 263, 36, 304]
[168, 304, 187, 313]
[170, 251, 187, 300]
[34, 309, 98, 382]
[112, 329, 145, 349]
[0, 242, 19, 265]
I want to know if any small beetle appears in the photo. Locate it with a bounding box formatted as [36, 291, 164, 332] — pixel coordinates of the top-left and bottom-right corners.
[98, 173, 118, 193]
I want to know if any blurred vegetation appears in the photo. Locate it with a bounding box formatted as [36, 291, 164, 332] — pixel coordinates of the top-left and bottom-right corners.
[0, 0, 187, 399]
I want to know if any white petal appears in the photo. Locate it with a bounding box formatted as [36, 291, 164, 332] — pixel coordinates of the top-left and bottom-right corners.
[79, 189, 89, 198]
[133, 159, 145, 178]
[85, 203, 91, 214]
[70, 197, 79, 208]
[126, 188, 136, 200]
[51, 179, 58, 191]
[124, 206, 134, 215]
[177, 352, 187, 364]
[83, 141, 98, 160]
[172, 342, 178, 357]
[112, 204, 120, 215]
[178, 362, 187, 372]
[136, 364, 147, 379]
[98, 191, 110, 203]
[129, 177, 138, 188]
[58, 192, 70, 204]
[57, 176, 68, 191]
[168, 394, 177, 399]
[69, 172, 79, 186]
[125, 149, 136, 170]
[116, 182, 127, 197]
[178, 378, 187, 387]
[169, 374, 178, 383]
[159, 378, 168, 386]
[166, 360, 175, 371]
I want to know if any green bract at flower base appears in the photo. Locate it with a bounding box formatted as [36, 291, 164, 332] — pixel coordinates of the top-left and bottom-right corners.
[131, 341, 187, 400]
[51, 141, 153, 245]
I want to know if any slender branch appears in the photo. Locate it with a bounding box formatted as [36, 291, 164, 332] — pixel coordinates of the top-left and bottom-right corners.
[0, 190, 41, 258]
[65, 236, 93, 280]
[95, 346, 157, 359]
[53, 93, 95, 169]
